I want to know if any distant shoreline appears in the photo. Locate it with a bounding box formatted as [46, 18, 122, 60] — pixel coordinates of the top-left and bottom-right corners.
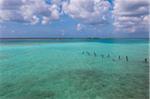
[0, 38, 149, 39]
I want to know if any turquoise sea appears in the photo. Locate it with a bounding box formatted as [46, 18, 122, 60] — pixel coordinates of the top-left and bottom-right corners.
[0, 39, 149, 99]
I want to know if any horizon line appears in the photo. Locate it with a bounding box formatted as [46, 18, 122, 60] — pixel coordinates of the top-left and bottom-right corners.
[0, 37, 149, 39]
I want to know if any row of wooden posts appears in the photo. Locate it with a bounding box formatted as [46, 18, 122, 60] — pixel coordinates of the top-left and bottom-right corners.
[81, 51, 148, 63]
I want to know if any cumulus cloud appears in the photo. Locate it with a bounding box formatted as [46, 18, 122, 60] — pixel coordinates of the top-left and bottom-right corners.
[113, 0, 149, 33]
[0, 0, 149, 35]
[0, 0, 23, 22]
[0, 0, 112, 25]
[62, 0, 112, 25]
[76, 23, 82, 31]
[0, 0, 61, 24]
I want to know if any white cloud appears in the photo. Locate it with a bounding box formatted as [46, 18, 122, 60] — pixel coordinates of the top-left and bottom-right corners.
[41, 16, 50, 24]
[76, 23, 82, 31]
[0, 0, 149, 35]
[0, 0, 112, 25]
[31, 15, 39, 25]
[0, 0, 61, 24]
[63, 0, 112, 25]
[49, 4, 60, 20]
[113, 0, 149, 33]
[0, 0, 23, 22]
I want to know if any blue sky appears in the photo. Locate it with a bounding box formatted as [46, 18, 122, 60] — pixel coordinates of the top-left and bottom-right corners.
[0, 0, 149, 38]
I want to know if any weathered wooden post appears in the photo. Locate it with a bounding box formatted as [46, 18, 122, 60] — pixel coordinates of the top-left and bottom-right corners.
[118, 56, 121, 60]
[94, 51, 97, 57]
[126, 56, 128, 62]
[82, 51, 84, 54]
[86, 51, 90, 56]
[107, 54, 110, 58]
[144, 58, 148, 63]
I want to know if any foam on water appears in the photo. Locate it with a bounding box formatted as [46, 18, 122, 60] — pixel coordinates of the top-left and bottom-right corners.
[0, 39, 149, 99]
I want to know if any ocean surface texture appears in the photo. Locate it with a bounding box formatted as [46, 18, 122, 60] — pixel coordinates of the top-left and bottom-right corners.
[0, 39, 149, 99]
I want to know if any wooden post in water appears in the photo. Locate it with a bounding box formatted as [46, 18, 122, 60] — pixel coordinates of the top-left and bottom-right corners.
[86, 51, 90, 56]
[126, 56, 128, 62]
[107, 54, 110, 58]
[94, 51, 97, 57]
[144, 58, 148, 63]
[82, 51, 84, 54]
[118, 56, 121, 60]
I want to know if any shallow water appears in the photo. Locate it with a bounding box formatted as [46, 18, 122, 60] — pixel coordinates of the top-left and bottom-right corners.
[0, 39, 149, 99]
